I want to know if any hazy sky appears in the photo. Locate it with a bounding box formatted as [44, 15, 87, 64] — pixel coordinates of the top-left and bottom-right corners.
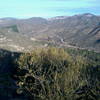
[0, 0, 99, 18]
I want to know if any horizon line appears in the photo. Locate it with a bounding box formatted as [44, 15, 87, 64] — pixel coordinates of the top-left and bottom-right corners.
[0, 13, 100, 19]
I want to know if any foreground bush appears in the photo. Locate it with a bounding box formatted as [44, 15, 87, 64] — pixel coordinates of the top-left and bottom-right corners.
[15, 47, 100, 100]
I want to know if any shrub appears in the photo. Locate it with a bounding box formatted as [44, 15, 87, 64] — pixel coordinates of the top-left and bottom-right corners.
[15, 47, 100, 100]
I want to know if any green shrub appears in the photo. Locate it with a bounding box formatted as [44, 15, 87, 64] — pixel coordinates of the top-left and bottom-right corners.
[15, 47, 100, 100]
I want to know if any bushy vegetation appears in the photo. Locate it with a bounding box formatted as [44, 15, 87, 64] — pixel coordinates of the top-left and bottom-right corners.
[6, 25, 19, 32]
[15, 47, 100, 100]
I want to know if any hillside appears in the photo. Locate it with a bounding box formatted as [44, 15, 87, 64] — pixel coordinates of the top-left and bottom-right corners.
[0, 13, 100, 51]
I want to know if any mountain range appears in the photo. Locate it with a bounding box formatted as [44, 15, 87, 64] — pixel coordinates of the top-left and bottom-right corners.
[0, 13, 100, 52]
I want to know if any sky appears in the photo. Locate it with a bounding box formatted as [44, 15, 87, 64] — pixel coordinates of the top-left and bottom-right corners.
[0, 0, 99, 18]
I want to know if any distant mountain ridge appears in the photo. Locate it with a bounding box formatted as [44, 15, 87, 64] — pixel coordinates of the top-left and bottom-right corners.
[0, 13, 100, 52]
